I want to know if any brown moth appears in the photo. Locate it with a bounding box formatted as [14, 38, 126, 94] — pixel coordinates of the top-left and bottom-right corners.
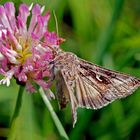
[50, 48, 140, 127]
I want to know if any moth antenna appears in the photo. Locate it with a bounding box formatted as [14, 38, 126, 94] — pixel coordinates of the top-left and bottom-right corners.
[40, 11, 63, 56]
[53, 10, 59, 37]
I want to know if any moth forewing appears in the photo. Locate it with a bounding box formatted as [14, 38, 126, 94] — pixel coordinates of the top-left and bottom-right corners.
[78, 58, 140, 103]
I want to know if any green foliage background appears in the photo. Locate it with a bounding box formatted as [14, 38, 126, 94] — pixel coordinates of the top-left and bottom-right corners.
[0, 0, 140, 140]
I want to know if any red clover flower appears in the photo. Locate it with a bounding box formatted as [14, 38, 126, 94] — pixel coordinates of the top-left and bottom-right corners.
[0, 2, 63, 92]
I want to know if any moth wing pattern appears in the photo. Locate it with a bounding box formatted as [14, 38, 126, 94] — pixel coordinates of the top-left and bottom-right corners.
[54, 52, 140, 127]
[78, 58, 140, 107]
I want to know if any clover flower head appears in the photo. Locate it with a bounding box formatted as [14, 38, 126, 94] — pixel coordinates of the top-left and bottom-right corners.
[0, 2, 63, 92]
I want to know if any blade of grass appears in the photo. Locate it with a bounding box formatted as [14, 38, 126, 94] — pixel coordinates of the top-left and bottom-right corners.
[39, 88, 69, 140]
[95, 0, 125, 65]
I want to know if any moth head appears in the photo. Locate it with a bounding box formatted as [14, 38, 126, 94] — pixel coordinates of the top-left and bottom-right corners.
[52, 45, 62, 56]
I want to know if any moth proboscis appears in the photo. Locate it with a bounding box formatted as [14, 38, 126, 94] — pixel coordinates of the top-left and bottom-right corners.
[49, 47, 140, 127]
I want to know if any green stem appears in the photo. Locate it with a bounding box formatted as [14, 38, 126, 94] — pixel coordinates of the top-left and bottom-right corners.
[8, 85, 25, 140]
[39, 88, 69, 140]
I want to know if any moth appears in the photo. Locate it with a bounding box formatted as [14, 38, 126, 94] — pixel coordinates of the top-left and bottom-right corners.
[50, 47, 140, 127]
